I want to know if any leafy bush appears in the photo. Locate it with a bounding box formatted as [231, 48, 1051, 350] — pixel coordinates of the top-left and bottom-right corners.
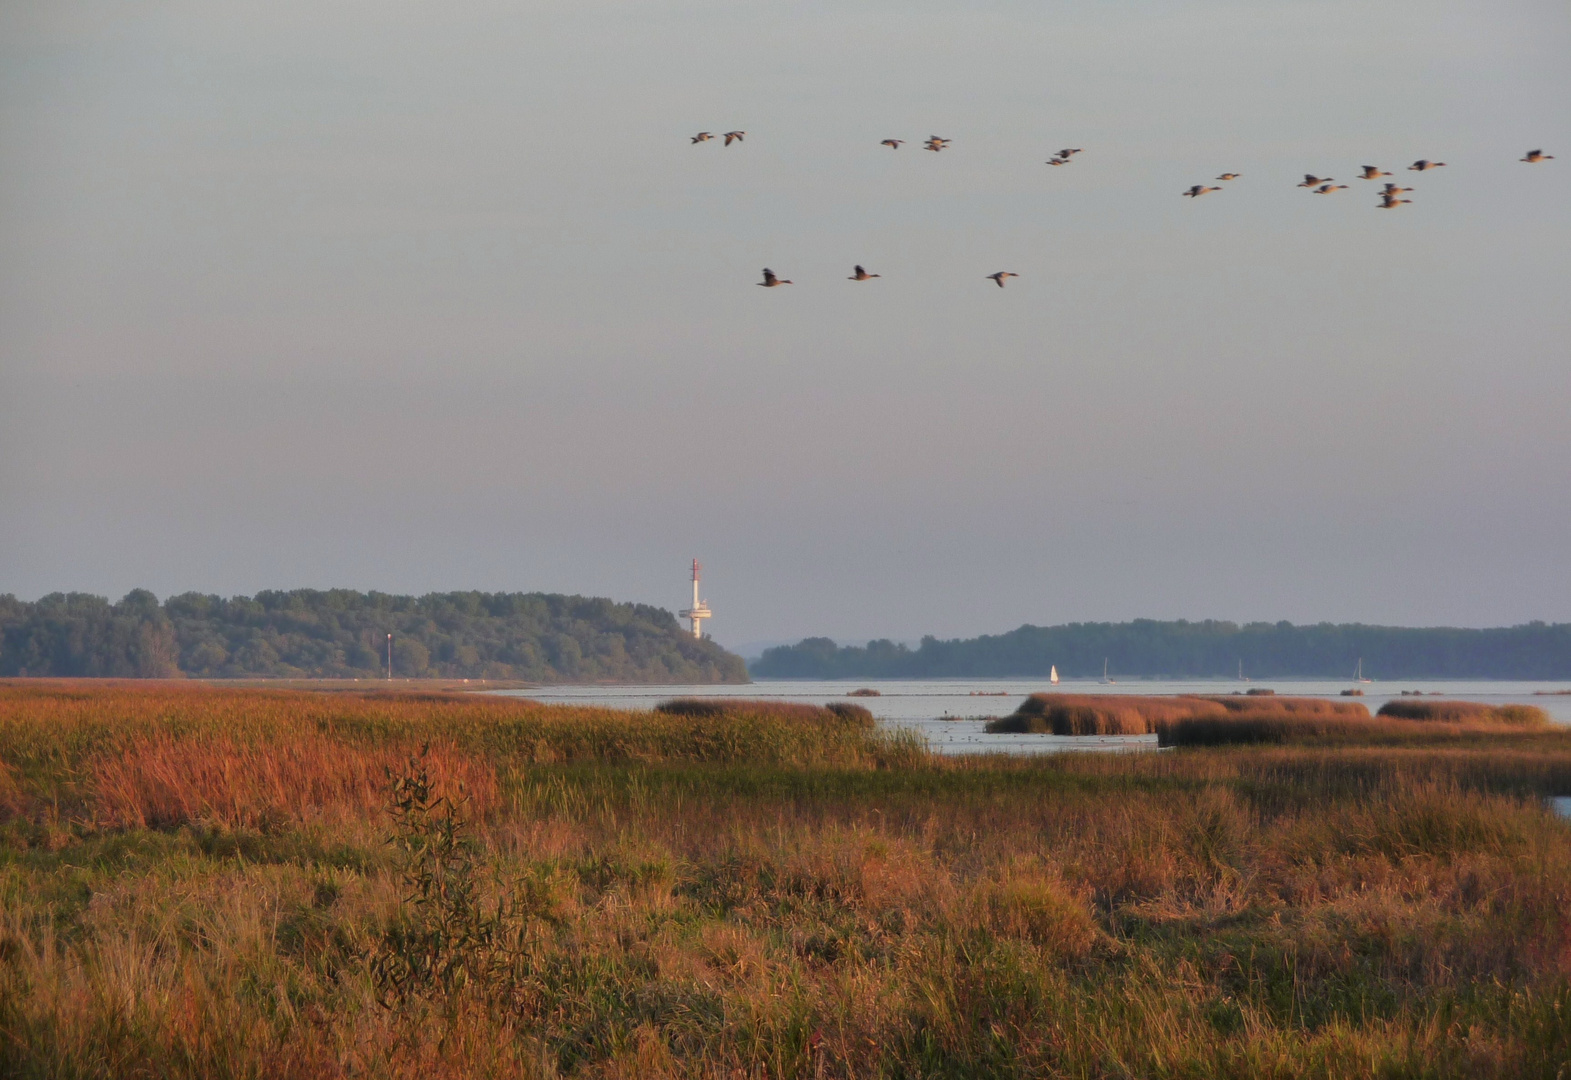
[368, 752, 547, 1017]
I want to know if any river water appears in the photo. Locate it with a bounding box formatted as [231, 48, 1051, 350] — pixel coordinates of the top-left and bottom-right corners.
[494, 678, 1571, 756]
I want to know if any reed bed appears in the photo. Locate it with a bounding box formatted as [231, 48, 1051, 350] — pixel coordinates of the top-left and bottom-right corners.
[1195, 694, 1370, 717]
[1159, 699, 1545, 748]
[3, 681, 1571, 1078]
[985, 693, 1211, 734]
[1378, 699, 1551, 725]
[92, 733, 496, 830]
[986, 692, 1369, 736]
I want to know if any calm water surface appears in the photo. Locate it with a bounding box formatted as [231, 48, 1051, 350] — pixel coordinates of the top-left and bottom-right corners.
[495, 678, 1571, 755]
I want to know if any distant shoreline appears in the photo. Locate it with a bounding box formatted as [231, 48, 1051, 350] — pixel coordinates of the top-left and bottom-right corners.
[751, 620, 1571, 681]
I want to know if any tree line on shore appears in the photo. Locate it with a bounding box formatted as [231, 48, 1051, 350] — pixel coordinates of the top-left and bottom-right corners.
[749, 619, 1571, 679]
[0, 589, 749, 683]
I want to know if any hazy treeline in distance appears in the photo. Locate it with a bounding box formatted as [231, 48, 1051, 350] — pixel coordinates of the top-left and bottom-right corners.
[0, 589, 748, 683]
[751, 619, 1571, 680]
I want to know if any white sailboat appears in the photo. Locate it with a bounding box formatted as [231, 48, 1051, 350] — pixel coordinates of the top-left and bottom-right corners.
[1238, 659, 1249, 682]
[1050, 665, 1059, 685]
[1354, 658, 1372, 684]
[1100, 658, 1116, 685]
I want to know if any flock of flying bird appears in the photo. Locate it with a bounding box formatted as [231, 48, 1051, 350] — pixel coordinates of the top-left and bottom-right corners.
[688, 131, 1556, 289]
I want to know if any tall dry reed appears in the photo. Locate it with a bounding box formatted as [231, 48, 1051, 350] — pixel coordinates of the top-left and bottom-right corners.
[1378, 699, 1550, 725]
[93, 734, 496, 829]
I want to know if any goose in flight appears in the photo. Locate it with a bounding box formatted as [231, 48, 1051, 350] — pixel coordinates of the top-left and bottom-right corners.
[1358, 165, 1392, 180]
[1046, 157, 1071, 166]
[1054, 148, 1083, 159]
[1380, 183, 1414, 196]
[849, 265, 881, 281]
[1522, 149, 1554, 163]
[1183, 184, 1221, 197]
[1216, 173, 1241, 181]
[723, 131, 746, 146]
[1408, 159, 1445, 171]
[1313, 184, 1349, 194]
[881, 139, 904, 149]
[758, 268, 792, 287]
[1298, 174, 1334, 188]
[986, 272, 1018, 287]
[691, 132, 713, 144]
[924, 136, 951, 152]
[1377, 194, 1412, 209]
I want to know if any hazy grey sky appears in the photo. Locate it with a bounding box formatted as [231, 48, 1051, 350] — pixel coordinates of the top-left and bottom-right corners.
[3, 0, 1569, 648]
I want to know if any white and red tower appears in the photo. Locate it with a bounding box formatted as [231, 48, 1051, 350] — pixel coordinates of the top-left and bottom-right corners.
[679, 559, 712, 639]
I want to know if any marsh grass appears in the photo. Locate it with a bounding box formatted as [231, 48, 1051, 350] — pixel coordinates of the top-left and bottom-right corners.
[1378, 699, 1551, 726]
[3, 681, 1571, 1077]
[985, 693, 1203, 734]
[1162, 700, 1550, 747]
[987, 693, 1369, 736]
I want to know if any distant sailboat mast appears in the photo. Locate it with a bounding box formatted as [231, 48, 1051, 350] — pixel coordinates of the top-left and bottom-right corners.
[1100, 658, 1116, 685]
[1355, 658, 1372, 684]
[1238, 659, 1249, 682]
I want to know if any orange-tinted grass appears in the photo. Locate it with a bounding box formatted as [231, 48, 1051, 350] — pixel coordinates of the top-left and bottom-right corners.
[1192, 694, 1370, 717]
[93, 734, 496, 830]
[1378, 699, 1550, 725]
[986, 693, 1370, 735]
[986, 694, 1209, 735]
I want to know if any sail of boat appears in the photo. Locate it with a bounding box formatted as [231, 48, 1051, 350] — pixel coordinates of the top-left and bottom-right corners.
[1050, 665, 1059, 685]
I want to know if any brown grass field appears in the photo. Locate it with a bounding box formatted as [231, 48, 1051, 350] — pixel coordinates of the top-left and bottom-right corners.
[3, 681, 1571, 1077]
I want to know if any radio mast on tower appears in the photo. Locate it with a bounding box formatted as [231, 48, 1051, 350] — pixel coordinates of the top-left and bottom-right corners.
[679, 559, 712, 639]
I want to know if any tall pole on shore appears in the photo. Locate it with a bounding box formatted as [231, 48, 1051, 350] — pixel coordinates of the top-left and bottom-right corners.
[679, 559, 712, 639]
[387, 633, 392, 681]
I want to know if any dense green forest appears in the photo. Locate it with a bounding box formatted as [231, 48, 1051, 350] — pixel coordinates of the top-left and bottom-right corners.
[0, 589, 748, 683]
[749, 619, 1571, 680]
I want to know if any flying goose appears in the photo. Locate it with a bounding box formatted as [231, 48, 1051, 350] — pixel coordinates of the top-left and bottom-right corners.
[1054, 148, 1083, 159]
[722, 131, 746, 146]
[758, 268, 792, 287]
[1216, 173, 1241, 181]
[1380, 183, 1414, 195]
[1522, 149, 1554, 163]
[986, 272, 1018, 287]
[1377, 194, 1411, 209]
[691, 132, 713, 144]
[1046, 157, 1070, 166]
[880, 139, 904, 149]
[1358, 165, 1392, 180]
[1313, 184, 1349, 194]
[1183, 185, 1221, 197]
[1408, 159, 1445, 171]
[849, 265, 881, 281]
[1298, 174, 1334, 187]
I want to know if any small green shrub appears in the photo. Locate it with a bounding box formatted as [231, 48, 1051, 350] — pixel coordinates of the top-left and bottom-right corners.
[368, 751, 542, 1015]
